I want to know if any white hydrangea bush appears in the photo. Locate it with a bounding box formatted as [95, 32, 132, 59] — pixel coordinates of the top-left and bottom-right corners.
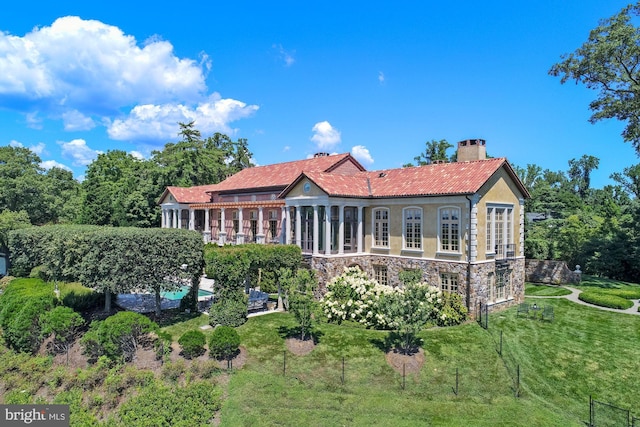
[321, 267, 393, 328]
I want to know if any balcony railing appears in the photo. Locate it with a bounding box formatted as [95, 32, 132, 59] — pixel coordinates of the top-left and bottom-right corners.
[495, 244, 516, 261]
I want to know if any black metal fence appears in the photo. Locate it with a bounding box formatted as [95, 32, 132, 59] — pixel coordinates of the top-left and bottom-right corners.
[589, 396, 638, 427]
[477, 302, 488, 329]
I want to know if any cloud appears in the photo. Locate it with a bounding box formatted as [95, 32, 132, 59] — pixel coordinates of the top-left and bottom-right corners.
[283, 146, 290, 152]
[107, 93, 258, 141]
[41, 159, 72, 172]
[378, 71, 385, 84]
[272, 44, 295, 67]
[130, 150, 145, 160]
[351, 145, 374, 165]
[62, 110, 96, 131]
[59, 138, 102, 166]
[311, 121, 341, 150]
[8, 140, 46, 155]
[0, 16, 255, 144]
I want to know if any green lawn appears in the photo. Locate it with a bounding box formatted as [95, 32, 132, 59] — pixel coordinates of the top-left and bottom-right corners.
[525, 283, 572, 297]
[204, 298, 640, 427]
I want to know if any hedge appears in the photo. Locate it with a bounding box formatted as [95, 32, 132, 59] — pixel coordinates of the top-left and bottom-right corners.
[578, 291, 634, 310]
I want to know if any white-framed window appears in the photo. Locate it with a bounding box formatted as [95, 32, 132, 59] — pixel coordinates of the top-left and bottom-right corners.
[495, 270, 510, 301]
[373, 208, 389, 248]
[403, 207, 422, 250]
[373, 265, 388, 286]
[440, 273, 459, 293]
[439, 207, 460, 252]
[486, 205, 514, 255]
[268, 210, 279, 241]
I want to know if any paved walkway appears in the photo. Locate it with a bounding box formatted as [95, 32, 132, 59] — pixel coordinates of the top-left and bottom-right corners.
[529, 286, 640, 315]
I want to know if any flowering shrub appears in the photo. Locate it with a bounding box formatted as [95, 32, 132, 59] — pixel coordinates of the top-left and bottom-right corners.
[434, 292, 468, 327]
[321, 267, 392, 328]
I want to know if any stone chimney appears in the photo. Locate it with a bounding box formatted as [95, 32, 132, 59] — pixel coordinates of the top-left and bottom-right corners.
[457, 139, 486, 162]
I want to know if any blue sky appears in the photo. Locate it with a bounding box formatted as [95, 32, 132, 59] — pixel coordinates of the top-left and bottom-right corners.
[0, 1, 637, 188]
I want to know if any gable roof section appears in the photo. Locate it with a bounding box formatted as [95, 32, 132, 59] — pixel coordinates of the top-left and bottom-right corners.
[158, 184, 219, 204]
[282, 158, 530, 198]
[211, 153, 365, 194]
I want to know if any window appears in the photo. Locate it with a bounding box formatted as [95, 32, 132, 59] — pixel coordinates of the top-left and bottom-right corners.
[232, 211, 239, 234]
[373, 208, 389, 247]
[373, 265, 388, 286]
[403, 207, 422, 250]
[486, 206, 514, 255]
[217, 210, 222, 233]
[440, 273, 459, 293]
[268, 210, 279, 241]
[495, 270, 510, 300]
[440, 207, 460, 252]
[249, 210, 258, 242]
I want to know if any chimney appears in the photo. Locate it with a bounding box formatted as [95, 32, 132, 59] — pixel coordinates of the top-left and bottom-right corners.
[457, 139, 486, 162]
[314, 152, 330, 157]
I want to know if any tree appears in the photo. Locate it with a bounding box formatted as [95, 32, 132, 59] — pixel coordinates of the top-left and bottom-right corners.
[611, 163, 640, 198]
[568, 155, 600, 199]
[281, 268, 317, 341]
[550, 4, 640, 153]
[208, 326, 240, 368]
[0, 210, 30, 250]
[403, 139, 453, 167]
[39, 306, 85, 364]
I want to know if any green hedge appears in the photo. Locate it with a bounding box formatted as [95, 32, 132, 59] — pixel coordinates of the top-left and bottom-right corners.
[602, 288, 640, 300]
[178, 330, 206, 359]
[578, 291, 634, 310]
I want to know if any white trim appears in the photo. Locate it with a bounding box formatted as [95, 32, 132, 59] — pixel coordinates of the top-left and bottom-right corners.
[402, 206, 423, 251]
[437, 206, 462, 254]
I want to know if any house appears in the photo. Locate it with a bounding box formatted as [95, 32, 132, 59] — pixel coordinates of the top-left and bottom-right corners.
[158, 139, 530, 314]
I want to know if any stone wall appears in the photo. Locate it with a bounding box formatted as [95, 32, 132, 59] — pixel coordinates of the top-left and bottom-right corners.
[311, 254, 526, 318]
[525, 259, 581, 284]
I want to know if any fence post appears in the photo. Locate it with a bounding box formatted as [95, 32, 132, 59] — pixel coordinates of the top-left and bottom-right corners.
[402, 363, 406, 390]
[589, 395, 593, 427]
[515, 364, 520, 398]
[499, 330, 503, 357]
[341, 357, 345, 385]
[452, 367, 459, 395]
[283, 350, 286, 377]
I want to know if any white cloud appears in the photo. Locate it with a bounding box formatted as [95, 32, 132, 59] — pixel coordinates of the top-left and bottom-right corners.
[311, 121, 341, 150]
[378, 71, 385, 84]
[351, 145, 374, 165]
[273, 44, 295, 67]
[41, 159, 72, 172]
[130, 150, 145, 160]
[0, 16, 256, 144]
[62, 110, 95, 131]
[107, 93, 258, 141]
[283, 146, 290, 152]
[8, 140, 46, 155]
[59, 138, 102, 166]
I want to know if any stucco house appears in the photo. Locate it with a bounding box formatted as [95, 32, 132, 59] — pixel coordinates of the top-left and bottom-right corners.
[158, 139, 530, 314]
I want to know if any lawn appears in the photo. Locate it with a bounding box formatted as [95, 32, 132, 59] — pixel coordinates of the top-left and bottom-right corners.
[525, 283, 572, 297]
[204, 296, 640, 426]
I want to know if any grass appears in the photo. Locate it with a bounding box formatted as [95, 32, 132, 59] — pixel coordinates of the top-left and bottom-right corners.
[525, 283, 572, 297]
[211, 298, 640, 426]
[578, 291, 634, 309]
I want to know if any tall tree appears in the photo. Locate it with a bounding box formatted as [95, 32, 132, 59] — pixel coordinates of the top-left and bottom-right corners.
[403, 139, 453, 167]
[549, 4, 640, 153]
[567, 155, 600, 199]
[611, 163, 640, 198]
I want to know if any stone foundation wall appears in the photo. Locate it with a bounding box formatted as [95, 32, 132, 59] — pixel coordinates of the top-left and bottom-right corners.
[311, 254, 526, 318]
[525, 259, 581, 284]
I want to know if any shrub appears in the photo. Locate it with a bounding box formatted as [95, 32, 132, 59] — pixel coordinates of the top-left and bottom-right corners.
[281, 268, 317, 340]
[578, 291, 634, 310]
[178, 330, 207, 359]
[81, 311, 158, 362]
[209, 290, 248, 327]
[161, 360, 186, 382]
[209, 326, 240, 362]
[433, 292, 468, 326]
[154, 330, 173, 361]
[60, 282, 104, 311]
[603, 288, 640, 300]
[39, 306, 85, 359]
[0, 278, 56, 353]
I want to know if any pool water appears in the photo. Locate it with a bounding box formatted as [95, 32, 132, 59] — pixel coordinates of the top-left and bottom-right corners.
[161, 285, 213, 301]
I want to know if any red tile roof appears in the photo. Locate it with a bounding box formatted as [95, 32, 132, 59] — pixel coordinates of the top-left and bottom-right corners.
[160, 184, 219, 204]
[211, 153, 363, 193]
[285, 158, 529, 198]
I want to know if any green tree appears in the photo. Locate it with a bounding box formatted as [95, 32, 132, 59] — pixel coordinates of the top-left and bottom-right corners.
[611, 163, 640, 198]
[403, 139, 453, 167]
[0, 210, 30, 250]
[39, 306, 85, 364]
[550, 4, 640, 153]
[281, 268, 317, 341]
[568, 155, 600, 199]
[208, 325, 240, 368]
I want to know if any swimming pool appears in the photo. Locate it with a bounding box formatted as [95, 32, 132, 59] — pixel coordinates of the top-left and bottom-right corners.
[161, 286, 213, 301]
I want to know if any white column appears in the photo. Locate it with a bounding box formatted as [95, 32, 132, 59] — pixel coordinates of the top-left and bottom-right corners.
[161, 209, 165, 228]
[256, 207, 265, 244]
[325, 205, 332, 255]
[205, 209, 210, 232]
[219, 208, 227, 245]
[338, 204, 344, 255]
[313, 205, 319, 255]
[189, 209, 195, 230]
[237, 208, 245, 244]
[173, 209, 179, 228]
[285, 207, 291, 244]
[357, 205, 363, 254]
[295, 206, 302, 248]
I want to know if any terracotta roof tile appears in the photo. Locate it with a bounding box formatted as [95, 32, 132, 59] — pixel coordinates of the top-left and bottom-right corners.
[213, 153, 361, 193]
[165, 184, 219, 203]
[300, 158, 525, 198]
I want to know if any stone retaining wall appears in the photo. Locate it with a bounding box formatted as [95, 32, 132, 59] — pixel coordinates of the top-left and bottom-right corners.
[525, 259, 581, 284]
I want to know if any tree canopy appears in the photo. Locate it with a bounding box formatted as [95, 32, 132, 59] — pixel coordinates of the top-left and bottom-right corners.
[550, 4, 640, 154]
